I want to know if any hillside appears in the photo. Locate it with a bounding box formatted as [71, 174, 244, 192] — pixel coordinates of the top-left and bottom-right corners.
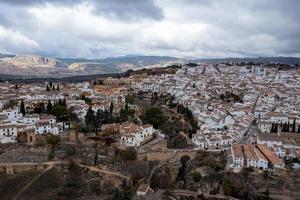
[0, 54, 299, 79]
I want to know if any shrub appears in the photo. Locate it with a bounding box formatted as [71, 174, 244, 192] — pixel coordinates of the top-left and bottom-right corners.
[192, 171, 202, 182]
[47, 134, 60, 145]
[119, 147, 137, 161]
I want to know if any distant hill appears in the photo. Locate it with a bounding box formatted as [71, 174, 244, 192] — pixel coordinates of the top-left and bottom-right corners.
[0, 54, 181, 79]
[0, 53, 299, 80]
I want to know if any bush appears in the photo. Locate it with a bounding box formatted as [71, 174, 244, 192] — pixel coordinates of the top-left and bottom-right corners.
[192, 171, 201, 182]
[47, 134, 60, 145]
[119, 147, 137, 161]
[141, 107, 165, 129]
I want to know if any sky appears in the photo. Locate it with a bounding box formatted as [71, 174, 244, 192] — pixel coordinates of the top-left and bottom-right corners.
[0, 0, 299, 58]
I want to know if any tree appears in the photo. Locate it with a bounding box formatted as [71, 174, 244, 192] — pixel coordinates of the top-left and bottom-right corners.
[62, 99, 67, 107]
[52, 105, 70, 119]
[192, 171, 201, 182]
[141, 107, 165, 129]
[15, 84, 18, 90]
[34, 102, 46, 114]
[3, 99, 18, 109]
[20, 100, 26, 115]
[119, 147, 137, 161]
[46, 85, 50, 91]
[85, 107, 95, 130]
[49, 81, 53, 88]
[47, 99, 53, 114]
[57, 84, 60, 91]
[52, 85, 56, 90]
[292, 118, 296, 133]
[58, 99, 63, 106]
[110, 101, 114, 114]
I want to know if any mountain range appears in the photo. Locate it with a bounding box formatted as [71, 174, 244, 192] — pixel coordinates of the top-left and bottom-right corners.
[0, 53, 299, 79]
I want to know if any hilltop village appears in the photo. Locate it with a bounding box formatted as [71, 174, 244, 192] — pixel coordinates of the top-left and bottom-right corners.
[0, 63, 300, 199]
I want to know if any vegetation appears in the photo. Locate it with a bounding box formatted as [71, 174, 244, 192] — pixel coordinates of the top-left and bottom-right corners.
[3, 99, 18, 109]
[192, 171, 201, 182]
[141, 107, 165, 129]
[20, 100, 26, 115]
[119, 147, 137, 161]
[47, 134, 60, 146]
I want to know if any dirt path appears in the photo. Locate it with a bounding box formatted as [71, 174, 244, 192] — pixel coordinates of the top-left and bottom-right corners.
[78, 164, 129, 179]
[13, 163, 55, 200]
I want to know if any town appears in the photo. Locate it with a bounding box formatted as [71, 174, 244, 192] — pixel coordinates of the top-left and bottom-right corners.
[0, 62, 299, 199]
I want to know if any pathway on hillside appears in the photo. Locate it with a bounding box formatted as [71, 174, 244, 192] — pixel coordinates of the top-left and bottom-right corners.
[78, 163, 129, 179]
[13, 163, 55, 200]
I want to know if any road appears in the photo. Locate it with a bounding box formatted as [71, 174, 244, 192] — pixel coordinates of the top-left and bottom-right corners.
[237, 95, 260, 144]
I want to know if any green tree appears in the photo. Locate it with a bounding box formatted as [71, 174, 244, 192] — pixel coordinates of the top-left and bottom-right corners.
[110, 101, 114, 114]
[52, 105, 70, 119]
[85, 107, 95, 130]
[49, 81, 53, 88]
[192, 171, 201, 182]
[62, 99, 67, 107]
[20, 100, 26, 116]
[56, 84, 60, 90]
[15, 84, 18, 90]
[142, 107, 165, 129]
[119, 147, 137, 161]
[46, 85, 50, 91]
[47, 99, 53, 114]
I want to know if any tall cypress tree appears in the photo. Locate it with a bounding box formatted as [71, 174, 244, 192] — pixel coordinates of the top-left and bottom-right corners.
[110, 101, 114, 114]
[20, 100, 26, 116]
[46, 85, 50, 91]
[85, 107, 95, 130]
[292, 118, 296, 133]
[58, 99, 63, 106]
[62, 99, 67, 107]
[47, 99, 53, 114]
[56, 84, 60, 91]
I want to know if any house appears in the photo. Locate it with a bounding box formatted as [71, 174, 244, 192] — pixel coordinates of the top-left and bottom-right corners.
[231, 144, 244, 169]
[102, 122, 154, 147]
[0, 124, 17, 143]
[256, 144, 285, 169]
[1, 109, 22, 121]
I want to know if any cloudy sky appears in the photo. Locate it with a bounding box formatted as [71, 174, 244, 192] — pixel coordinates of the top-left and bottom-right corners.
[0, 0, 299, 58]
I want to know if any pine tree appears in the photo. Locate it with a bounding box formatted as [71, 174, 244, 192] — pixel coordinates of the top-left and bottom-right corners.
[274, 123, 278, 133]
[52, 85, 56, 90]
[15, 84, 18, 90]
[85, 107, 95, 130]
[292, 118, 296, 133]
[56, 84, 60, 91]
[46, 85, 50, 91]
[58, 99, 63, 106]
[62, 99, 67, 107]
[47, 99, 53, 114]
[49, 81, 53, 88]
[40, 102, 46, 114]
[20, 100, 26, 116]
[110, 101, 114, 114]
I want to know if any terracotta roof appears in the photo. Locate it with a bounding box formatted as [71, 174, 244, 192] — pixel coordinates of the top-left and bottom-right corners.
[256, 144, 284, 166]
[232, 144, 243, 158]
[243, 144, 258, 160]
